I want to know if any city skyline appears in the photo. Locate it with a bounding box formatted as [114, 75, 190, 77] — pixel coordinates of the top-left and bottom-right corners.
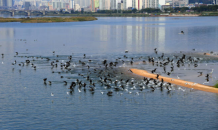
[0, 0, 217, 11]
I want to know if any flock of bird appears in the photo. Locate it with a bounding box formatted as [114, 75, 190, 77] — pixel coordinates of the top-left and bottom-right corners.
[1, 46, 215, 97]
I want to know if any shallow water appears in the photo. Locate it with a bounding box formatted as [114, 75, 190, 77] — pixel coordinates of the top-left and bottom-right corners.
[0, 16, 218, 129]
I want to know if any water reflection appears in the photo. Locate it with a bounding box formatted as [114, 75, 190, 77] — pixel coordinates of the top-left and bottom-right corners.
[0, 28, 14, 54]
[97, 23, 166, 53]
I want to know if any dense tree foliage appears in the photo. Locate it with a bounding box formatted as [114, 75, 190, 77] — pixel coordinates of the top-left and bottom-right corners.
[191, 5, 218, 12]
[140, 8, 161, 13]
[164, 5, 218, 13]
[189, 0, 213, 4]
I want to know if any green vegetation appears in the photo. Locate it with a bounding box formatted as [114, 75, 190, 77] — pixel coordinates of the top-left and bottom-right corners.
[192, 5, 218, 12]
[0, 17, 97, 23]
[214, 81, 218, 88]
[164, 5, 218, 13]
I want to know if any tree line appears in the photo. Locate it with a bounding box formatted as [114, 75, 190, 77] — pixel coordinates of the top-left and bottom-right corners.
[165, 5, 218, 13]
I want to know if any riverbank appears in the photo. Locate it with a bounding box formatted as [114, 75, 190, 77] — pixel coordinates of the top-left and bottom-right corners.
[0, 17, 97, 23]
[43, 13, 200, 17]
[42, 11, 218, 17]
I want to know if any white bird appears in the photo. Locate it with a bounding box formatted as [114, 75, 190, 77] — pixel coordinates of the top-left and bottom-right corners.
[203, 82, 209, 84]
[51, 93, 54, 96]
[101, 92, 104, 95]
[210, 69, 214, 75]
[178, 87, 185, 92]
[78, 89, 81, 92]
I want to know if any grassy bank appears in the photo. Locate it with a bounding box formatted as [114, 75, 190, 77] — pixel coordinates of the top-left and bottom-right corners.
[0, 17, 97, 23]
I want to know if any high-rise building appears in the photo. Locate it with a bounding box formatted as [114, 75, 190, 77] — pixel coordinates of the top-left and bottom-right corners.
[0, 0, 13, 7]
[118, 2, 123, 9]
[110, 0, 117, 9]
[74, 0, 90, 8]
[123, 0, 132, 10]
[6, 0, 12, 7]
[172, 0, 188, 7]
[132, 0, 142, 10]
[74, 3, 80, 10]
[95, 0, 99, 8]
[0, 0, 3, 6]
[99, 0, 110, 10]
[69, 0, 74, 9]
[91, 0, 95, 11]
[25, 2, 31, 10]
[143, 0, 159, 8]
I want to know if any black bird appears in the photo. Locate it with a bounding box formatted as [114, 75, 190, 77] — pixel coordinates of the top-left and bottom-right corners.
[107, 91, 113, 96]
[198, 72, 203, 77]
[130, 61, 133, 65]
[170, 67, 174, 72]
[129, 69, 133, 73]
[69, 82, 76, 89]
[151, 68, 157, 73]
[150, 86, 155, 91]
[181, 31, 184, 34]
[43, 78, 47, 84]
[89, 87, 95, 92]
[63, 81, 67, 85]
[156, 74, 159, 79]
[167, 72, 171, 76]
[163, 67, 166, 73]
[48, 81, 52, 85]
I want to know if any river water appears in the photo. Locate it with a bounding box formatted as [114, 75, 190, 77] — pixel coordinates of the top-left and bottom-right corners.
[0, 16, 218, 129]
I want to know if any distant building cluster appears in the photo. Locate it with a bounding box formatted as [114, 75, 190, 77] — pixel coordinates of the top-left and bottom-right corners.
[0, 0, 217, 11]
[0, 0, 13, 7]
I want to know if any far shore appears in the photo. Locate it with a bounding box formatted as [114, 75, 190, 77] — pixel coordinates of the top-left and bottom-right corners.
[36, 12, 218, 17]
[39, 13, 200, 17]
[0, 17, 97, 23]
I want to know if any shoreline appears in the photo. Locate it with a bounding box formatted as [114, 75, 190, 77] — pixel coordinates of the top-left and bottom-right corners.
[0, 16, 97, 23]
[2, 13, 218, 17]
